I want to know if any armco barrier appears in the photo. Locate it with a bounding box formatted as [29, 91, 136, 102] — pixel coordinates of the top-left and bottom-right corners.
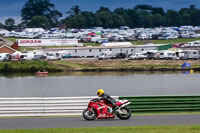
[0, 95, 199, 117]
[120, 95, 200, 113]
[0, 96, 119, 117]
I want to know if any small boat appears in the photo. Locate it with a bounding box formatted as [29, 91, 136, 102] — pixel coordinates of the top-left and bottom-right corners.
[35, 71, 48, 75]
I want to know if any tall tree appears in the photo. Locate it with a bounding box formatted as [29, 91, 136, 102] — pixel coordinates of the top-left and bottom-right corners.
[153, 13, 164, 27]
[0, 23, 4, 29]
[165, 10, 182, 26]
[96, 7, 110, 13]
[66, 5, 81, 16]
[27, 16, 49, 29]
[21, 0, 62, 27]
[5, 18, 15, 31]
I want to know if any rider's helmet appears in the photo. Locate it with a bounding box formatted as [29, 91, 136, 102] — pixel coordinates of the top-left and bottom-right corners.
[97, 89, 104, 97]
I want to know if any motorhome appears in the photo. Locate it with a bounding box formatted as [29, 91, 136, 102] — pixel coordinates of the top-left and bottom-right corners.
[20, 53, 35, 60]
[183, 50, 200, 59]
[129, 51, 148, 60]
[159, 50, 177, 60]
[146, 50, 159, 60]
[0, 53, 11, 61]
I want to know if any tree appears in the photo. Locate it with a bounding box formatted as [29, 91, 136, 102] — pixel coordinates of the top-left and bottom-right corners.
[66, 14, 86, 28]
[27, 16, 49, 29]
[66, 5, 81, 16]
[0, 23, 4, 29]
[152, 7, 165, 16]
[95, 11, 114, 28]
[137, 11, 153, 28]
[5, 18, 15, 31]
[135, 5, 153, 11]
[153, 13, 164, 27]
[21, 0, 62, 27]
[114, 8, 125, 15]
[165, 10, 182, 26]
[96, 7, 110, 13]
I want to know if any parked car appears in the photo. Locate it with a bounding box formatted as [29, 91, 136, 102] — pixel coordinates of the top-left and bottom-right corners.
[111, 53, 126, 59]
[33, 55, 46, 60]
[62, 54, 71, 58]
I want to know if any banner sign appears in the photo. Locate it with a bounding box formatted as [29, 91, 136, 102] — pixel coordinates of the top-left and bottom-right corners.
[18, 39, 81, 46]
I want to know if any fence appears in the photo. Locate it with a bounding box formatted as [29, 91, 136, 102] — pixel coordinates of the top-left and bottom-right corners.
[0, 95, 199, 117]
[120, 95, 200, 113]
[0, 96, 119, 117]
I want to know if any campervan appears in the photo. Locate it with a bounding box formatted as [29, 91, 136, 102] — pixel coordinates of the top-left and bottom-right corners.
[98, 51, 113, 60]
[183, 50, 200, 59]
[20, 53, 35, 60]
[0, 53, 11, 61]
[159, 50, 177, 60]
[129, 51, 148, 60]
[146, 50, 159, 60]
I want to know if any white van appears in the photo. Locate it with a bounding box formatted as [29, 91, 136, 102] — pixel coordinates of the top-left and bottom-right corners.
[0, 53, 11, 61]
[183, 50, 199, 59]
[129, 51, 147, 60]
[159, 50, 177, 60]
[20, 53, 35, 60]
[98, 51, 113, 60]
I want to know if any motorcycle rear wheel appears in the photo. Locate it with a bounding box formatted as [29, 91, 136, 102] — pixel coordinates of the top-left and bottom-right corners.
[83, 109, 97, 120]
[117, 107, 131, 120]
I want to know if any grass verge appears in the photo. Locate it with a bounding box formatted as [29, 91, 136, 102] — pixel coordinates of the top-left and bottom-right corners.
[0, 61, 64, 73]
[1, 125, 200, 133]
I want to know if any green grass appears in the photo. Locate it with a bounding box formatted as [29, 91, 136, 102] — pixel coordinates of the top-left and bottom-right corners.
[56, 60, 86, 69]
[6, 37, 18, 42]
[54, 60, 200, 71]
[83, 42, 100, 46]
[0, 61, 64, 73]
[151, 38, 200, 44]
[18, 46, 36, 52]
[131, 38, 200, 45]
[1, 125, 200, 133]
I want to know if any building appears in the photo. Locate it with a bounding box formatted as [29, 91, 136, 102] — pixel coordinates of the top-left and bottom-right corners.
[44, 43, 172, 58]
[0, 45, 17, 54]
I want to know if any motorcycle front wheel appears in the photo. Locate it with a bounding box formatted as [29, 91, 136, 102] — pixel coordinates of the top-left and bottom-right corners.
[83, 109, 97, 120]
[117, 107, 131, 120]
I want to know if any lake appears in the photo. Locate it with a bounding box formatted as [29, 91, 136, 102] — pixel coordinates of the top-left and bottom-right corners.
[0, 71, 199, 97]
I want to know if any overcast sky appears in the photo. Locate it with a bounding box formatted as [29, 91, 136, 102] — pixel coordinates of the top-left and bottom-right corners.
[0, 0, 199, 24]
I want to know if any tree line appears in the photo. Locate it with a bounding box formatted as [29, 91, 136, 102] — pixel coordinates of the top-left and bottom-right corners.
[1, 0, 200, 31]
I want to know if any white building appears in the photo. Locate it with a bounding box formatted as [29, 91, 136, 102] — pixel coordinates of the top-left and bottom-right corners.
[43, 43, 171, 58]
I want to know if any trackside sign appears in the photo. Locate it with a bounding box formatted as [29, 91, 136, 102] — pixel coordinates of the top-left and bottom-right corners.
[18, 39, 81, 46]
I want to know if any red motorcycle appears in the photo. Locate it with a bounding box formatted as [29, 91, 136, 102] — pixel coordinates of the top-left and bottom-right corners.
[83, 98, 131, 120]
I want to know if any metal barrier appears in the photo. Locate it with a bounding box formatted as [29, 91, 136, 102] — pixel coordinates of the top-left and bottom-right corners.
[120, 95, 200, 113]
[0, 96, 119, 117]
[0, 95, 199, 117]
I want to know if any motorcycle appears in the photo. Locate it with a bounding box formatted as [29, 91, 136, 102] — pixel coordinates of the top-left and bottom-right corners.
[83, 98, 131, 120]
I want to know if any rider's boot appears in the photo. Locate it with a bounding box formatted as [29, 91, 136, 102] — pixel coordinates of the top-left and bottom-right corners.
[112, 105, 119, 114]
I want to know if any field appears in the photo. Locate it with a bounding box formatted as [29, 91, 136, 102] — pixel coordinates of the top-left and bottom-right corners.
[0, 61, 64, 73]
[53, 59, 200, 71]
[1, 125, 200, 133]
[0, 59, 199, 73]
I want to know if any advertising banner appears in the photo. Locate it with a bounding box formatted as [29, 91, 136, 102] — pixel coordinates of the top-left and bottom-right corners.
[18, 39, 81, 46]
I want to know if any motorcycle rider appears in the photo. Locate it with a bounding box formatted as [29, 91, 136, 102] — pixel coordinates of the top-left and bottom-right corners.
[97, 89, 119, 113]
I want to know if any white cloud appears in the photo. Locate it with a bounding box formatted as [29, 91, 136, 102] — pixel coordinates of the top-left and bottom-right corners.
[0, 16, 21, 25]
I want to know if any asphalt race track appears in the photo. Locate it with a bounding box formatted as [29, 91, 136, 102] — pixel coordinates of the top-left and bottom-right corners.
[0, 114, 200, 129]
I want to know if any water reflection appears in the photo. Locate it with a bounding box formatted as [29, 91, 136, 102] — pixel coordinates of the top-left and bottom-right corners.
[0, 71, 199, 78]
